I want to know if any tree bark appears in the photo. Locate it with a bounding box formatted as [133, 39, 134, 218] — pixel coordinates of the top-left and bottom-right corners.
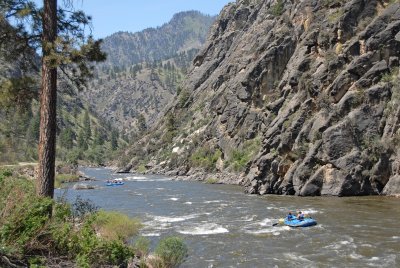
[37, 0, 57, 198]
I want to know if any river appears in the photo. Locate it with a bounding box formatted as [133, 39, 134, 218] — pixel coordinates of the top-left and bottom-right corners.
[56, 167, 400, 267]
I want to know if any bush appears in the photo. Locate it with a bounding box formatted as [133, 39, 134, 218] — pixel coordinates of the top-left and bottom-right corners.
[0, 173, 158, 267]
[189, 147, 221, 171]
[134, 236, 150, 257]
[55, 173, 79, 188]
[0, 196, 52, 254]
[71, 196, 99, 218]
[226, 137, 261, 172]
[270, 0, 284, 16]
[155, 236, 188, 268]
[204, 178, 219, 184]
[92, 210, 142, 241]
[137, 164, 147, 173]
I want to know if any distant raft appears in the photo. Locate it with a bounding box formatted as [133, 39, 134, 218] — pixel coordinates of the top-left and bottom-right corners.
[284, 217, 317, 227]
[106, 180, 125, 186]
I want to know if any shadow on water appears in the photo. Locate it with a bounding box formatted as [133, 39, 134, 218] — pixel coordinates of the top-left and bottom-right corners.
[56, 167, 400, 267]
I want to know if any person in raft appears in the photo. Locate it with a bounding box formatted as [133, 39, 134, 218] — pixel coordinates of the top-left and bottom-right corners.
[287, 212, 295, 221]
[297, 211, 305, 220]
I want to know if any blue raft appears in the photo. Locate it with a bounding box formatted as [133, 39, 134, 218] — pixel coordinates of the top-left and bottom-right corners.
[106, 181, 125, 186]
[284, 217, 317, 227]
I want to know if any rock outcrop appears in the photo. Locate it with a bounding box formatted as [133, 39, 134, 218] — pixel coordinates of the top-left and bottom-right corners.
[127, 0, 400, 197]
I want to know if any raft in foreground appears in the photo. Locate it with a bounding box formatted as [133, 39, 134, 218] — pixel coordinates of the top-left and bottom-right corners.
[284, 217, 317, 227]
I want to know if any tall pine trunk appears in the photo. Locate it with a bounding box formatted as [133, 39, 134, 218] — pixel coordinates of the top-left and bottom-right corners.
[37, 0, 57, 198]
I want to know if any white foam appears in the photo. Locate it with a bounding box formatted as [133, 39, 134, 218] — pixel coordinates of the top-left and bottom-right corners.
[184, 202, 192, 205]
[245, 229, 281, 235]
[142, 233, 161, 237]
[204, 200, 221, 204]
[125, 176, 147, 181]
[153, 214, 197, 223]
[392, 236, 400, 239]
[241, 215, 257, 222]
[302, 209, 319, 214]
[259, 218, 274, 226]
[282, 253, 312, 263]
[169, 197, 179, 201]
[178, 223, 229, 235]
[349, 253, 363, 260]
[124, 176, 171, 182]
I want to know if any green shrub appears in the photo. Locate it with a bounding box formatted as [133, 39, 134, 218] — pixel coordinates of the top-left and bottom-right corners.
[137, 164, 147, 173]
[55, 173, 79, 188]
[0, 175, 140, 267]
[155, 236, 188, 268]
[230, 150, 249, 172]
[270, 0, 284, 16]
[0, 196, 52, 254]
[93, 210, 142, 241]
[72, 196, 98, 218]
[204, 178, 219, 184]
[226, 137, 261, 172]
[134, 236, 150, 257]
[189, 147, 221, 171]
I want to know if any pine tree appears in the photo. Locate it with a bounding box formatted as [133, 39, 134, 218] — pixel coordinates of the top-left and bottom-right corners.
[93, 128, 104, 146]
[60, 128, 73, 149]
[77, 128, 88, 151]
[1, 0, 106, 198]
[137, 114, 147, 133]
[110, 130, 118, 150]
[83, 110, 91, 141]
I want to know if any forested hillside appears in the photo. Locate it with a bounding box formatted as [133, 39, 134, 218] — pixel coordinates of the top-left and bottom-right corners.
[0, 25, 121, 165]
[81, 11, 216, 136]
[101, 11, 215, 68]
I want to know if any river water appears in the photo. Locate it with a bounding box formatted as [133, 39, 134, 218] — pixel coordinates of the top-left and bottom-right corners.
[56, 167, 400, 267]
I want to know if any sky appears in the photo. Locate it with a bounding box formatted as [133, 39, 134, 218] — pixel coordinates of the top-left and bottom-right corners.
[34, 0, 233, 39]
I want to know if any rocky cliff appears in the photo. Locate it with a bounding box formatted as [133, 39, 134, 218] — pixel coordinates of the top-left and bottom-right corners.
[125, 0, 400, 197]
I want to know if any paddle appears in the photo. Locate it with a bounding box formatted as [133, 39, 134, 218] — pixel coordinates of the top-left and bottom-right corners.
[272, 218, 284, 226]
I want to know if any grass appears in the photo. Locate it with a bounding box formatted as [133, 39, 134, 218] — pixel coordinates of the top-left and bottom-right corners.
[55, 173, 80, 188]
[270, 0, 284, 16]
[226, 137, 261, 173]
[154, 236, 188, 268]
[204, 178, 219, 184]
[189, 147, 222, 171]
[93, 210, 142, 241]
[137, 164, 147, 173]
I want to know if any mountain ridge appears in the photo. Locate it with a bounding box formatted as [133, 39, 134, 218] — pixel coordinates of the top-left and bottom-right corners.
[100, 11, 216, 68]
[81, 11, 216, 135]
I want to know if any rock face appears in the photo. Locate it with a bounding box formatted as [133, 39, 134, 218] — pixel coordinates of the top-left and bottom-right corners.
[127, 0, 400, 196]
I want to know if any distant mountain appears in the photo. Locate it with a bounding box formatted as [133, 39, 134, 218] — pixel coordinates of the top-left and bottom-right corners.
[101, 11, 215, 68]
[82, 11, 216, 136]
[0, 22, 121, 165]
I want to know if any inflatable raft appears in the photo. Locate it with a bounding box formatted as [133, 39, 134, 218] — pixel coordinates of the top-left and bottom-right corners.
[284, 216, 317, 227]
[106, 181, 125, 186]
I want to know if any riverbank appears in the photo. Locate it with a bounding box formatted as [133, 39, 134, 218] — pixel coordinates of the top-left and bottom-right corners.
[0, 168, 189, 267]
[131, 166, 400, 197]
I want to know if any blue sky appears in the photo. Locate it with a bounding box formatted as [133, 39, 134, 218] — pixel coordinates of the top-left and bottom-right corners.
[35, 0, 233, 38]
